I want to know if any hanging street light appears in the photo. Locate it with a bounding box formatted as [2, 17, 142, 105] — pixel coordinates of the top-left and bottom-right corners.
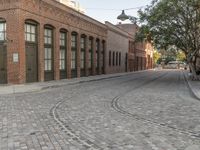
[117, 10, 137, 24]
[117, 10, 129, 21]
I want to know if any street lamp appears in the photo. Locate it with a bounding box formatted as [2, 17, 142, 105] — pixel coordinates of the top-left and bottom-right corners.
[117, 10, 137, 24]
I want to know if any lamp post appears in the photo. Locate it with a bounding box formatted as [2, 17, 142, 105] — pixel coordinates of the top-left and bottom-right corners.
[117, 10, 137, 24]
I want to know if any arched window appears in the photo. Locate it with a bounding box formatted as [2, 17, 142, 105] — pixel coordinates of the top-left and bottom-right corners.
[96, 39, 100, 74]
[71, 32, 77, 78]
[0, 19, 6, 41]
[80, 35, 86, 76]
[88, 37, 93, 75]
[25, 20, 38, 83]
[109, 51, 111, 66]
[44, 25, 54, 81]
[59, 30, 67, 70]
[25, 21, 37, 43]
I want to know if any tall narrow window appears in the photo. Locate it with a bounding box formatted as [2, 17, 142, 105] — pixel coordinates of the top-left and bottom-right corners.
[80, 36, 86, 70]
[96, 40, 100, 69]
[109, 51, 111, 66]
[59, 31, 66, 70]
[44, 28, 53, 71]
[113, 52, 115, 66]
[0, 20, 6, 41]
[102, 41, 105, 73]
[116, 52, 118, 66]
[119, 52, 121, 66]
[88, 38, 93, 69]
[71, 33, 77, 76]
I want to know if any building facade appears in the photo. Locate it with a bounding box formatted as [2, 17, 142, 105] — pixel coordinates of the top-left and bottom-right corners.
[0, 0, 153, 84]
[105, 22, 129, 74]
[117, 23, 153, 72]
[0, 0, 106, 84]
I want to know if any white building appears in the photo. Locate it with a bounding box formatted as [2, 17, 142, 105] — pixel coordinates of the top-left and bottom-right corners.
[56, 0, 86, 13]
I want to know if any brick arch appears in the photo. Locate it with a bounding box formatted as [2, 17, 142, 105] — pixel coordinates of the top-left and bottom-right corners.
[44, 24, 55, 29]
[71, 31, 78, 35]
[81, 33, 87, 38]
[59, 28, 68, 32]
[25, 19, 39, 25]
[0, 18, 6, 22]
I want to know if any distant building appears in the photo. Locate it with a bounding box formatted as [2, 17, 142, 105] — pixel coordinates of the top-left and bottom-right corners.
[117, 23, 153, 71]
[56, 0, 86, 13]
[105, 22, 129, 74]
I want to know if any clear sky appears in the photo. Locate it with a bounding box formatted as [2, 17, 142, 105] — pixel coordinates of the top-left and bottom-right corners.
[78, 0, 152, 24]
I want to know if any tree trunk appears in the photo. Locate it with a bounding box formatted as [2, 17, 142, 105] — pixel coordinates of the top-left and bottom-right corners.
[187, 50, 199, 80]
[188, 62, 198, 80]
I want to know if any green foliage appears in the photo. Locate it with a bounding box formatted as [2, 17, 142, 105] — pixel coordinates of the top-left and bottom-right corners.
[137, 0, 200, 59]
[176, 51, 186, 62]
[153, 50, 161, 64]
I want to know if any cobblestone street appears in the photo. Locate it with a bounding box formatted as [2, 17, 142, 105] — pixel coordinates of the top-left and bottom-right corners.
[0, 70, 200, 150]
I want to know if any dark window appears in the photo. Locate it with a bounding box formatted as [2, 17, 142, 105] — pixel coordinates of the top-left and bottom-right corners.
[80, 36, 86, 69]
[109, 51, 111, 66]
[71, 34, 77, 70]
[88, 38, 93, 69]
[119, 52, 121, 66]
[96, 40, 100, 69]
[59, 32, 67, 70]
[44, 28, 53, 71]
[116, 52, 118, 66]
[113, 52, 115, 66]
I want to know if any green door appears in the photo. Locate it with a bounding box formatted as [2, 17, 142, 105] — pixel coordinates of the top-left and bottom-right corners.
[26, 44, 38, 83]
[0, 45, 7, 84]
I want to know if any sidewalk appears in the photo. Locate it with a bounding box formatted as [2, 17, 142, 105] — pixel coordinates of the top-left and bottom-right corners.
[0, 71, 147, 95]
[184, 71, 200, 100]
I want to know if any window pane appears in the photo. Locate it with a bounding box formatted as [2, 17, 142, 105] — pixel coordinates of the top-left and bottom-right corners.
[48, 60, 52, 70]
[47, 37, 51, 44]
[44, 38, 48, 44]
[27, 33, 31, 41]
[81, 60, 84, 69]
[27, 25, 31, 32]
[45, 60, 48, 71]
[31, 34, 36, 42]
[81, 51, 84, 59]
[0, 24, 3, 32]
[44, 29, 48, 36]
[0, 32, 4, 40]
[31, 26, 36, 34]
[60, 50, 65, 59]
[48, 48, 52, 59]
[45, 48, 48, 59]
[60, 60, 65, 70]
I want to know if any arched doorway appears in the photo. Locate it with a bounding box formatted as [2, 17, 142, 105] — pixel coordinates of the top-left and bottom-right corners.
[25, 20, 38, 83]
[0, 18, 7, 84]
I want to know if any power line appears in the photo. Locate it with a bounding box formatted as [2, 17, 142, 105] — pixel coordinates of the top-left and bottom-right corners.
[85, 6, 147, 11]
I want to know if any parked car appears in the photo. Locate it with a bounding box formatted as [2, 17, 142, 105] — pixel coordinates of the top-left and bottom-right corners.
[165, 61, 187, 69]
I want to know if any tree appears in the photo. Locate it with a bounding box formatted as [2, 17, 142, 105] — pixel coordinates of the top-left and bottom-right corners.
[176, 51, 186, 62]
[153, 49, 161, 65]
[137, 0, 200, 80]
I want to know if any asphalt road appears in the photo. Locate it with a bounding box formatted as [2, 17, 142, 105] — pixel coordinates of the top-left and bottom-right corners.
[0, 70, 200, 150]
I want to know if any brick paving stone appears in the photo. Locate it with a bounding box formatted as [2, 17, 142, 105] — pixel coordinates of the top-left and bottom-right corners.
[0, 70, 200, 149]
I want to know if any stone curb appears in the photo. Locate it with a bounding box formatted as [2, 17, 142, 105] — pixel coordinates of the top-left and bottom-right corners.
[0, 70, 151, 95]
[40, 70, 149, 90]
[183, 71, 200, 101]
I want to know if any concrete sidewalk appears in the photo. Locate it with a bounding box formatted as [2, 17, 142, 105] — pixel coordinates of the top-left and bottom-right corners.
[184, 71, 200, 100]
[0, 71, 148, 95]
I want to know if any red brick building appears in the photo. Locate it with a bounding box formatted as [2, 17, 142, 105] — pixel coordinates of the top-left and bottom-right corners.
[105, 22, 129, 74]
[117, 23, 153, 72]
[0, 0, 107, 84]
[0, 0, 153, 84]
